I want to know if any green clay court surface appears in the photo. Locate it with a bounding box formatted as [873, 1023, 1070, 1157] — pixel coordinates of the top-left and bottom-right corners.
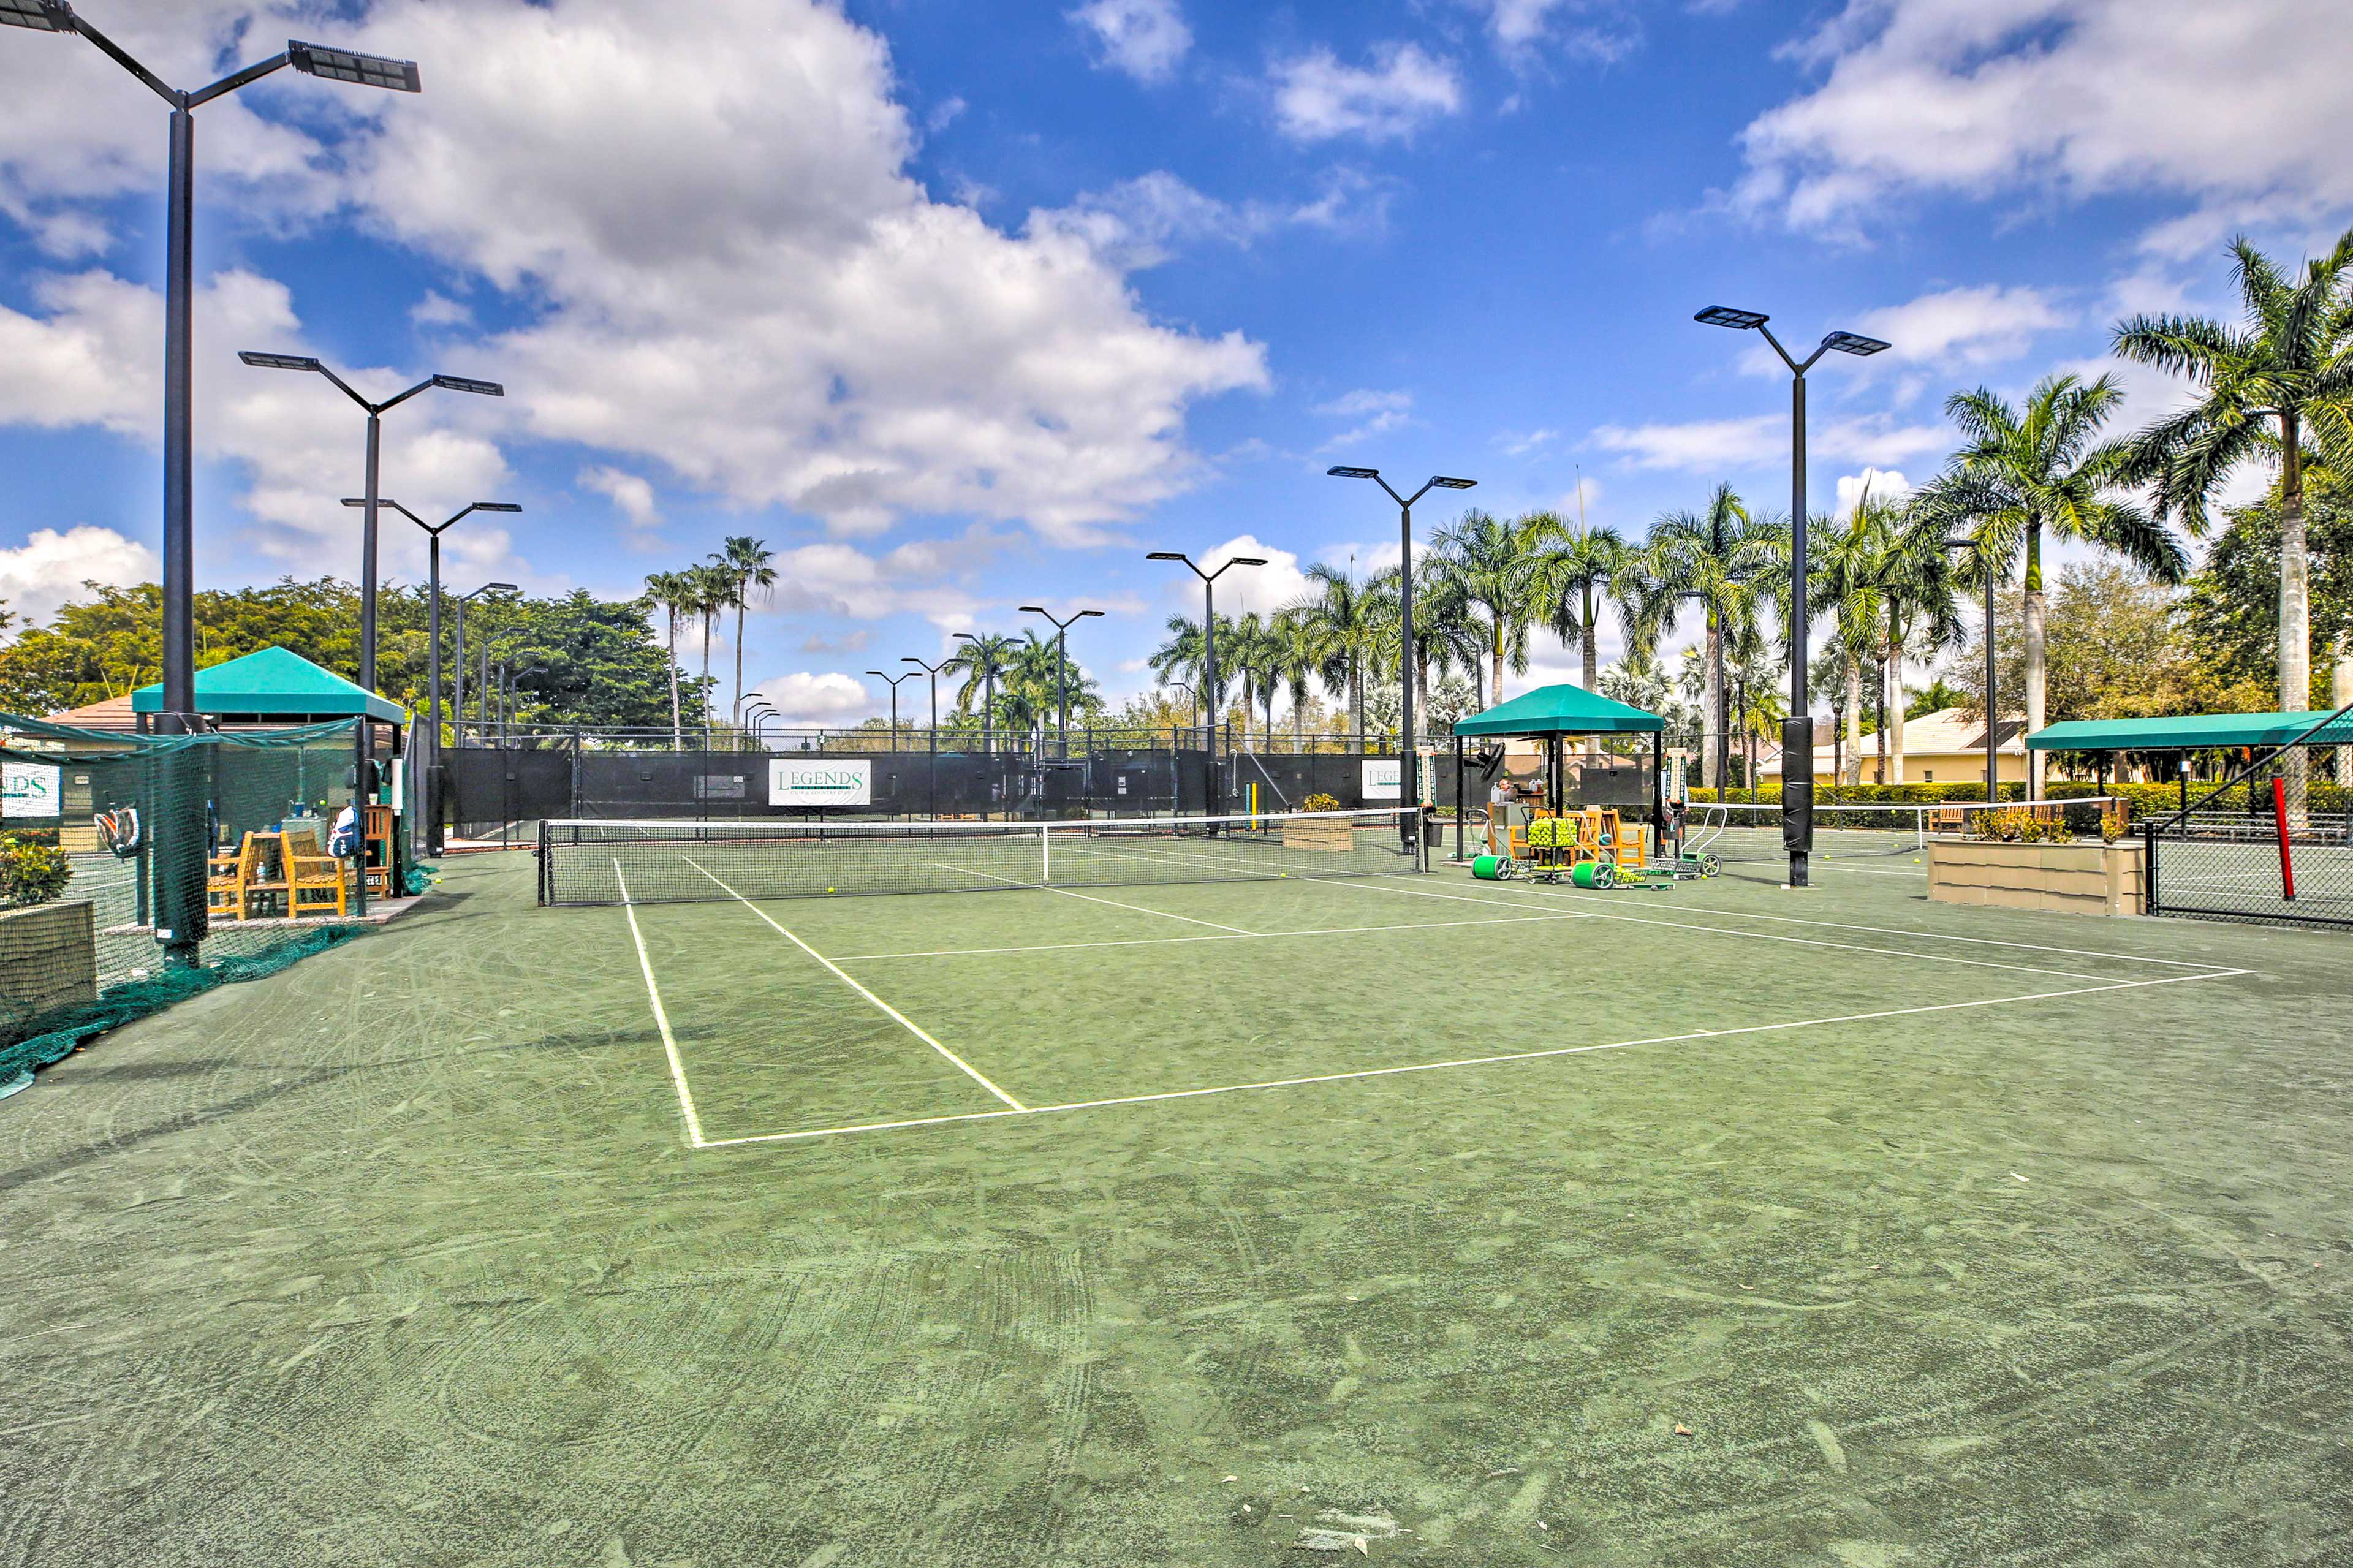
[5, 846, 2352, 1566]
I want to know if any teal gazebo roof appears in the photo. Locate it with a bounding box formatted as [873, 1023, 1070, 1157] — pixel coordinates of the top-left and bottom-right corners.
[132, 645, 406, 725]
[1451, 683, 1665, 738]
[2027, 709, 2353, 751]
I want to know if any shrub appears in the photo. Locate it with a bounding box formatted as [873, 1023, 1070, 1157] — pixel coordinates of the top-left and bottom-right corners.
[0, 835, 72, 907]
[1302, 792, 1341, 814]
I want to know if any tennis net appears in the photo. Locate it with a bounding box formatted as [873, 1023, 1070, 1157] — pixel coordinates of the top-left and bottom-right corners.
[1684, 797, 2126, 866]
[538, 806, 1423, 906]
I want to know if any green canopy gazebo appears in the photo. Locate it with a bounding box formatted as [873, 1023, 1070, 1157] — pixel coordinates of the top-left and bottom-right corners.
[1448, 684, 1667, 863]
[131, 645, 407, 728]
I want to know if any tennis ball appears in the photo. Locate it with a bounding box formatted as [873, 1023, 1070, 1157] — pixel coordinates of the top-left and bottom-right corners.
[827, 887, 836, 893]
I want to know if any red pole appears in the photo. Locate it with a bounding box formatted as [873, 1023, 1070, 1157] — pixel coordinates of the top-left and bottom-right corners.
[2273, 775, 2297, 901]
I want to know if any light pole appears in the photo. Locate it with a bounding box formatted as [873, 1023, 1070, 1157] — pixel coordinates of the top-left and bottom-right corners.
[1018, 605, 1103, 758]
[903, 656, 947, 819]
[344, 498, 520, 857]
[245, 356, 504, 692]
[866, 669, 918, 752]
[3, 4, 422, 960]
[244, 352, 503, 865]
[1326, 468, 1477, 843]
[745, 701, 779, 751]
[1146, 551, 1266, 820]
[1694, 305, 1889, 888]
[453, 582, 517, 753]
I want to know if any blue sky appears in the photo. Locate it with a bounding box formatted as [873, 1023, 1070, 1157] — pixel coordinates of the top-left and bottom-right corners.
[2, 0, 2346, 724]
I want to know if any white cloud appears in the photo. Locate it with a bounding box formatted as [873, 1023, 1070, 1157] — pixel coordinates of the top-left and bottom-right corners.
[1734, 0, 2353, 249]
[748, 670, 879, 727]
[1154, 535, 1313, 620]
[1857, 284, 2070, 368]
[0, 265, 517, 583]
[578, 464, 661, 540]
[1270, 44, 1463, 145]
[925, 96, 967, 134]
[337, 0, 1265, 547]
[1313, 387, 1416, 453]
[1498, 427, 1559, 455]
[0, 525, 157, 633]
[1469, 0, 1640, 62]
[1835, 467, 1912, 517]
[411, 290, 474, 330]
[1068, 0, 1192, 85]
[1034, 168, 1389, 270]
[1592, 412, 1947, 472]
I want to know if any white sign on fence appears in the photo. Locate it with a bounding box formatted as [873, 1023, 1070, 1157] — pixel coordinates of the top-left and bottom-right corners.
[2, 762, 61, 819]
[1360, 758, 1401, 801]
[769, 757, 873, 807]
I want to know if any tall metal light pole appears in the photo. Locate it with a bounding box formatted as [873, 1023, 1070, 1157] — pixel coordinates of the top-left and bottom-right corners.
[1326, 468, 1477, 843]
[866, 670, 918, 752]
[244, 353, 503, 863]
[3, 3, 422, 960]
[1146, 551, 1266, 819]
[344, 498, 520, 857]
[452, 581, 517, 754]
[903, 656, 949, 819]
[745, 700, 779, 750]
[246, 357, 504, 691]
[1018, 605, 1103, 758]
[1694, 306, 1889, 888]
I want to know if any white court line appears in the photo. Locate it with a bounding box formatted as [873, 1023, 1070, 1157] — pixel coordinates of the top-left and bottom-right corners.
[934, 862, 1257, 934]
[686, 858, 1026, 1112]
[614, 861, 708, 1147]
[831, 909, 1586, 963]
[694, 966, 2251, 1147]
[1080, 841, 2120, 984]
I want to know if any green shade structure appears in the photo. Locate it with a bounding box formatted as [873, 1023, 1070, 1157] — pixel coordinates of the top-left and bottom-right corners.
[2026, 711, 2353, 751]
[132, 645, 407, 725]
[1450, 683, 1665, 738]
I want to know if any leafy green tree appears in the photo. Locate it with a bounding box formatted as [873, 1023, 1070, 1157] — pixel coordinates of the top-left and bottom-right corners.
[2180, 475, 2353, 703]
[2115, 229, 2353, 793]
[1912, 373, 2183, 793]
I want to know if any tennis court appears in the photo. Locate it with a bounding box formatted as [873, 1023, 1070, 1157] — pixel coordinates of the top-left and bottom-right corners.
[581, 813, 2248, 1150]
[7, 817, 2351, 1567]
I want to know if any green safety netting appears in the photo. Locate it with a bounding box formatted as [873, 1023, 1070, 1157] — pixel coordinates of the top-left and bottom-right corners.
[3, 713, 373, 1096]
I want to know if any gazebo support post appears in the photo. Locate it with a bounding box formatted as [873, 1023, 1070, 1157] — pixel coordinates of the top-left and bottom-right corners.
[1454, 734, 1466, 865]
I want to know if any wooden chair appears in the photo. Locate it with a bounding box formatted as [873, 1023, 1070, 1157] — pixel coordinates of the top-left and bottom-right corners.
[207, 837, 255, 922]
[286, 828, 353, 918]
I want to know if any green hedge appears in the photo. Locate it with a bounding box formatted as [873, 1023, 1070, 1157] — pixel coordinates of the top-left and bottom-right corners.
[1689, 781, 2348, 817]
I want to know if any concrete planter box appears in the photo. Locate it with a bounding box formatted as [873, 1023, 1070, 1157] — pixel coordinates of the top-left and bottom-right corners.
[1281, 820, 1358, 854]
[0, 900, 99, 1021]
[1929, 838, 2145, 917]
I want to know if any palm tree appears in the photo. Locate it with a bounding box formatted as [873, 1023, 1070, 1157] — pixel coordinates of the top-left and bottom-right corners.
[688, 562, 733, 738]
[1801, 507, 1889, 786]
[1223, 611, 1285, 749]
[2115, 230, 2353, 806]
[710, 536, 778, 726]
[947, 632, 1018, 752]
[643, 569, 695, 749]
[1415, 567, 1489, 713]
[1620, 483, 1771, 792]
[1912, 374, 2184, 795]
[1431, 509, 1544, 704]
[1290, 563, 1385, 750]
[1275, 612, 1325, 743]
[1864, 501, 1965, 786]
[1527, 515, 1629, 694]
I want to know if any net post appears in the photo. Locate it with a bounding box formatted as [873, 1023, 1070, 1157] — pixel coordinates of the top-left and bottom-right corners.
[1040, 821, 1051, 885]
